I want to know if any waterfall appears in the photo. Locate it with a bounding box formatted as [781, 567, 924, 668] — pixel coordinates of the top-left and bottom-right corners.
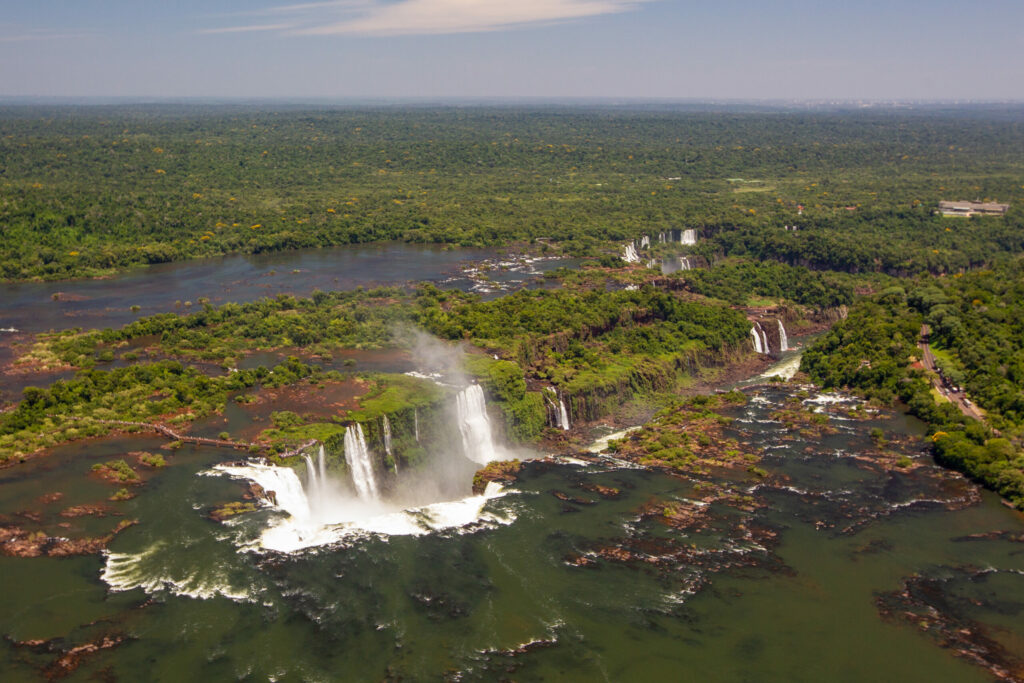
[750, 322, 770, 355]
[228, 462, 311, 519]
[382, 416, 393, 456]
[558, 394, 571, 431]
[622, 242, 640, 263]
[456, 384, 499, 464]
[680, 229, 697, 245]
[544, 389, 558, 428]
[778, 319, 789, 352]
[640, 235, 650, 249]
[414, 408, 420, 443]
[545, 387, 571, 430]
[302, 453, 319, 496]
[658, 231, 666, 243]
[679, 256, 692, 271]
[344, 424, 380, 501]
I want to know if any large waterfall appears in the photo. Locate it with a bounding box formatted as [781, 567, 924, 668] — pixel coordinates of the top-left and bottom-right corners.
[680, 229, 697, 245]
[456, 384, 500, 464]
[558, 394, 571, 431]
[344, 424, 381, 501]
[778, 319, 789, 352]
[208, 375, 517, 553]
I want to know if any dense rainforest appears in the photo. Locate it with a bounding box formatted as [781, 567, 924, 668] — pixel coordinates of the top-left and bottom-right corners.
[2, 105, 1023, 281]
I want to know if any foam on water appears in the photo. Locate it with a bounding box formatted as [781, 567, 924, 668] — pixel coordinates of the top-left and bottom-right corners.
[756, 352, 803, 381]
[101, 544, 256, 602]
[214, 463, 513, 553]
[587, 426, 642, 453]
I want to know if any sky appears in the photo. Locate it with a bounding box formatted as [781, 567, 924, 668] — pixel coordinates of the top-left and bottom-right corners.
[1, 0, 1022, 101]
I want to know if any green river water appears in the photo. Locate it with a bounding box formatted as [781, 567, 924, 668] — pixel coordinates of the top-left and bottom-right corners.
[1, 382, 1022, 682]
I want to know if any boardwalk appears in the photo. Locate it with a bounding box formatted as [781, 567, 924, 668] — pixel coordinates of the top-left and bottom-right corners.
[55, 416, 320, 457]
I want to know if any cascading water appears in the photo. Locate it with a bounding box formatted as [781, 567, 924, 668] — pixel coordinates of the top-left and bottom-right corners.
[679, 256, 692, 271]
[545, 387, 571, 431]
[382, 416, 393, 456]
[414, 408, 420, 443]
[680, 229, 697, 245]
[456, 384, 500, 464]
[778, 319, 789, 352]
[751, 322, 771, 355]
[640, 235, 650, 249]
[558, 393, 571, 431]
[622, 242, 640, 263]
[344, 424, 381, 501]
[224, 461, 312, 520]
[301, 445, 328, 504]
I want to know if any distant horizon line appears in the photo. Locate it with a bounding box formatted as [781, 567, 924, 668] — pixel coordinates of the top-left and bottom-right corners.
[1, 95, 1023, 108]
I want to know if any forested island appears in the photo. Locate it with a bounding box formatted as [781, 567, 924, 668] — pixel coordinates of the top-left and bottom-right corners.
[2, 105, 1023, 682]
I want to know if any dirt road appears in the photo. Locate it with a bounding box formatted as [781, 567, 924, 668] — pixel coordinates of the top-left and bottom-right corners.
[919, 324, 986, 422]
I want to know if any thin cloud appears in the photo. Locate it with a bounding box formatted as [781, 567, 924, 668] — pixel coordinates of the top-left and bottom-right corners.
[203, 0, 650, 37]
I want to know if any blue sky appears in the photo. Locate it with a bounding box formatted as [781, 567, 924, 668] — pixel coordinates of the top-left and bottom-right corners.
[1, 0, 1022, 100]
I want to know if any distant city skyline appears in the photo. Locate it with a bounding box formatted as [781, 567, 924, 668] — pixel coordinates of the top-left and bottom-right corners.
[2, 0, 1023, 101]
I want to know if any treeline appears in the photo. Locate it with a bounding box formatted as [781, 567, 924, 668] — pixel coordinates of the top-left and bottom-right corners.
[671, 259, 858, 308]
[801, 264, 1024, 508]
[2, 106, 1023, 280]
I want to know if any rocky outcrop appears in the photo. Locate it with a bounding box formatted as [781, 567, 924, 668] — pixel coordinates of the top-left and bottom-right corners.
[0, 519, 136, 558]
[472, 460, 523, 494]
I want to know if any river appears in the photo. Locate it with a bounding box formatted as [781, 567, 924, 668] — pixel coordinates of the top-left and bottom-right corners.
[0, 243, 573, 400]
[1, 381, 1022, 680]
[1, 250, 1022, 681]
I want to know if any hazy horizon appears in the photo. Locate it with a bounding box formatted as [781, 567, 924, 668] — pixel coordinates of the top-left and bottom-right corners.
[3, 1, 1023, 101]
